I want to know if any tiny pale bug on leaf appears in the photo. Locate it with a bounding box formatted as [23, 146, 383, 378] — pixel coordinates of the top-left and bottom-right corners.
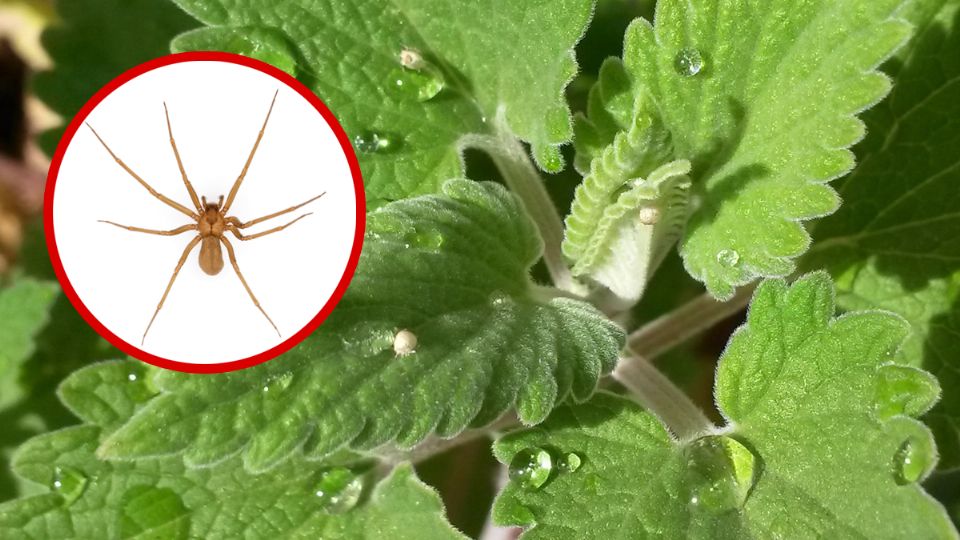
[393, 329, 418, 356]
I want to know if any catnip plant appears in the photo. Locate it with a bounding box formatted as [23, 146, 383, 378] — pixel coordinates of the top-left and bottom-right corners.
[0, 0, 959, 538]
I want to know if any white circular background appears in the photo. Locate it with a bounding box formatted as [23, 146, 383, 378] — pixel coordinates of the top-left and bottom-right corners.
[53, 60, 357, 364]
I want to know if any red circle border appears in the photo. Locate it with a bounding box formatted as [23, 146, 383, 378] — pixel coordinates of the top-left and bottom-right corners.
[43, 51, 366, 374]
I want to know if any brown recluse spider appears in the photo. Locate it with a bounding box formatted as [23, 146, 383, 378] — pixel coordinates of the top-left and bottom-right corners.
[86, 90, 325, 345]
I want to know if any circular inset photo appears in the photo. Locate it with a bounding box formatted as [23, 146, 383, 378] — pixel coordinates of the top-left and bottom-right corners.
[45, 53, 365, 372]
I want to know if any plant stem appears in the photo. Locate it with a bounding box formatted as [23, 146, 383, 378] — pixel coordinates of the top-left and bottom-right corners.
[628, 283, 756, 359]
[469, 114, 583, 296]
[613, 352, 715, 442]
[479, 464, 520, 540]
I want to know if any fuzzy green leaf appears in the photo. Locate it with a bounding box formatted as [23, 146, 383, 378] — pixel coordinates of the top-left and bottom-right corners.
[804, 0, 960, 468]
[169, 0, 592, 203]
[575, 0, 911, 299]
[0, 279, 58, 410]
[493, 274, 956, 538]
[33, 0, 196, 154]
[563, 84, 693, 302]
[98, 181, 623, 471]
[0, 363, 464, 539]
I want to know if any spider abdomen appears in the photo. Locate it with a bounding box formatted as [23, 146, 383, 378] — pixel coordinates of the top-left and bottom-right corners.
[199, 236, 224, 275]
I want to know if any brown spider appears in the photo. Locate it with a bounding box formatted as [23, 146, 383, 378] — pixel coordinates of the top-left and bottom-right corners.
[86, 90, 325, 344]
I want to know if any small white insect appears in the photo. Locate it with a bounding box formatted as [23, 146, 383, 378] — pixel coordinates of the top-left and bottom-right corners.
[399, 48, 425, 70]
[393, 328, 418, 356]
[638, 206, 661, 225]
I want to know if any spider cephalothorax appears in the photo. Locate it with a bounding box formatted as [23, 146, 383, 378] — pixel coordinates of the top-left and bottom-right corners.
[88, 91, 325, 344]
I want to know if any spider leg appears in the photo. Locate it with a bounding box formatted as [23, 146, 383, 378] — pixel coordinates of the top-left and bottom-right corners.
[220, 236, 280, 336]
[142, 235, 202, 344]
[85, 123, 198, 219]
[164, 102, 203, 212]
[99, 221, 196, 236]
[221, 90, 279, 214]
[228, 213, 312, 241]
[227, 192, 325, 229]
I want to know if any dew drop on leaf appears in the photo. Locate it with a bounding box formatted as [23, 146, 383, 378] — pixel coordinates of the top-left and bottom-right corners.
[223, 33, 298, 77]
[389, 49, 445, 102]
[489, 291, 511, 307]
[408, 227, 445, 251]
[341, 321, 396, 357]
[893, 438, 934, 485]
[684, 436, 759, 513]
[353, 131, 396, 154]
[314, 467, 363, 514]
[51, 465, 88, 506]
[367, 211, 414, 237]
[716, 249, 740, 267]
[558, 452, 582, 473]
[674, 47, 704, 77]
[393, 328, 418, 356]
[509, 447, 553, 490]
[262, 371, 295, 393]
[120, 485, 189, 538]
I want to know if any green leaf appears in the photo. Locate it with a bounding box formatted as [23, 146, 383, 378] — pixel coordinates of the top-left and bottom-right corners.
[99, 181, 623, 471]
[33, 0, 196, 154]
[170, 0, 592, 203]
[563, 83, 694, 302]
[0, 279, 58, 410]
[577, 0, 911, 299]
[0, 279, 58, 498]
[804, 0, 960, 468]
[493, 274, 956, 538]
[0, 360, 465, 539]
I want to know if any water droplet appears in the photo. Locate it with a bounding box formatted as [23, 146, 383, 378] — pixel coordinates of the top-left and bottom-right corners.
[674, 47, 704, 77]
[314, 467, 363, 514]
[389, 67, 445, 102]
[120, 485, 189, 538]
[509, 447, 553, 490]
[393, 329, 418, 356]
[262, 371, 295, 393]
[408, 228, 445, 251]
[127, 372, 138, 382]
[638, 206, 661, 225]
[893, 438, 933, 485]
[391, 48, 445, 102]
[341, 321, 396, 357]
[489, 291, 511, 307]
[367, 211, 414, 237]
[353, 131, 396, 154]
[224, 31, 298, 77]
[716, 249, 740, 267]
[51, 465, 88, 506]
[559, 452, 582, 473]
[684, 436, 759, 513]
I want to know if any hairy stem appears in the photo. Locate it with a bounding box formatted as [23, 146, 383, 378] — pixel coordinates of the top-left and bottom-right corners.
[467, 115, 584, 296]
[479, 464, 520, 540]
[614, 352, 715, 441]
[628, 284, 756, 358]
